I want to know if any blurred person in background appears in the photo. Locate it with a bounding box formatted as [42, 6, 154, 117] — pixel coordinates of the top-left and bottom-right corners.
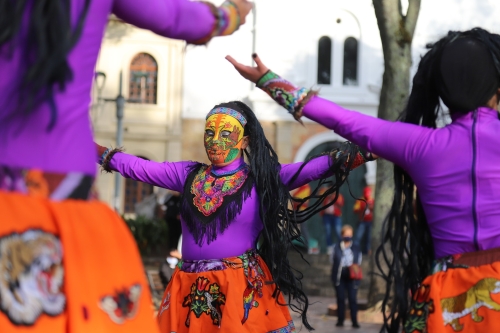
[330, 225, 361, 329]
[320, 187, 344, 254]
[353, 186, 374, 255]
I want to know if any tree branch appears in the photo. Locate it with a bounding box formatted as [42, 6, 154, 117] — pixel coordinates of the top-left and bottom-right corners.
[404, 0, 421, 40]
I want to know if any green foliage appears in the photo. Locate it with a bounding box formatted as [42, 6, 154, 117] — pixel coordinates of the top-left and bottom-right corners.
[124, 215, 168, 256]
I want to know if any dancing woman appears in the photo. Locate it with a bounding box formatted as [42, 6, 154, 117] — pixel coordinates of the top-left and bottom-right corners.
[0, 0, 252, 332]
[228, 28, 500, 333]
[97, 101, 375, 332]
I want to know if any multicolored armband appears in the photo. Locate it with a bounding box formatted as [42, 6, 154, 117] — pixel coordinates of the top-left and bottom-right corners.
[190, 1, 241, 45]
[256, 70, 317, 122]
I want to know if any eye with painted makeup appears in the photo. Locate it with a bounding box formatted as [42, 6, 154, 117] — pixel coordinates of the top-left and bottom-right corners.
[205, 129, 215, 137]
[220, 130, 231, 138]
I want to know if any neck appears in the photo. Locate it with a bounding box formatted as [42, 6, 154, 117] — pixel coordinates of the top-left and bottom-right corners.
[212, 156, 245, 172]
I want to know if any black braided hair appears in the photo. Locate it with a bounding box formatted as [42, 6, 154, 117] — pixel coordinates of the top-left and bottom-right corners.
[0, 0, 90, 129]
[377, 28, 500, 333]
[215, 101, 366, 330]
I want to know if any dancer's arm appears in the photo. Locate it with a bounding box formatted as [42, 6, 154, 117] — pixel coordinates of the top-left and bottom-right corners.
[280, 146, 374, 190]
[96, 144, 196, 192]
[113, 0, 252, 44]
[226, 55, 432, 169]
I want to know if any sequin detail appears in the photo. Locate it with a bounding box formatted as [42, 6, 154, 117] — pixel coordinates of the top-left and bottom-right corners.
[191, 164, 250, 216]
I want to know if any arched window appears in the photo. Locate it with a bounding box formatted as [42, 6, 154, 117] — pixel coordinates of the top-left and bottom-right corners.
[124, 156, 154, 213]
[129, 53, 158, 104]
[343, 37, 358, 86]
[317, 36, 332, 85]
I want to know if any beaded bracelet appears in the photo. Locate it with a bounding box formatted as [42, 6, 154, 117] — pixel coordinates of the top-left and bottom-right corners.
[256, 70, 317, 123]
[100, 147, 123, 173]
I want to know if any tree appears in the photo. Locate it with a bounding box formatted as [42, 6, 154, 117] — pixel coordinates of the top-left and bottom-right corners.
[368, 0, 421, 308]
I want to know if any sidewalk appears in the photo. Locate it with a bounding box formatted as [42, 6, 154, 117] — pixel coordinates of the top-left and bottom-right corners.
[290, 296, 383, 333]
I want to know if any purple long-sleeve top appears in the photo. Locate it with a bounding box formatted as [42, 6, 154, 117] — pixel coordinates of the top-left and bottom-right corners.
[303, 96, 500, 259]
[0, 0, 215, 175]
[109, 153, 334, 260]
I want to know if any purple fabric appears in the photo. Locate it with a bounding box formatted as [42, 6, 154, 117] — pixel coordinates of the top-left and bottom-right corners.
[303, 96, 500, 258]
[0, 0, 214, 175]
[109, 153, 333, 260]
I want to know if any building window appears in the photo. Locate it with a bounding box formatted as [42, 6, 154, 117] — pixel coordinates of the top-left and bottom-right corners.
[129, 53, 158, 104]
[343, 37, 358, 86]
[124, 156, 154, 213]
[317, 36, 332, 85]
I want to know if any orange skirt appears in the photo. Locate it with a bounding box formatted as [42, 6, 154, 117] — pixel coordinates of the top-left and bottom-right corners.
[157, 251, 296, 333]
[404, 249, 500, 333]
[0, 191, 159, 333]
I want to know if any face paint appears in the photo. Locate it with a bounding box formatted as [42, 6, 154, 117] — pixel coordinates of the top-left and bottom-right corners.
[204, 114, 245, 165]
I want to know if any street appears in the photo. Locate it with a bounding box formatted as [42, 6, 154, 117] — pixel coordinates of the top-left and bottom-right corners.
[290, 296, 383, 333]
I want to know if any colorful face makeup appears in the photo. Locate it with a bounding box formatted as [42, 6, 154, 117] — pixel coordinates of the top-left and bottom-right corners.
[204, 108, 246, 166]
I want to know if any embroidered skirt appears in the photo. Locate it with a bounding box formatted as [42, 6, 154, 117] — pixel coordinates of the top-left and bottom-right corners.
[157, 250, 296, 333]
[404, 247, 500, 333]
[0, 166, 159, 333]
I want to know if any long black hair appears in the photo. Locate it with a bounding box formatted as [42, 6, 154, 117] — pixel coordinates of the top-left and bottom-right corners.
[211, 101, 366, 330]
[0, 0, 90, 129]
[377, 28, 500, 333]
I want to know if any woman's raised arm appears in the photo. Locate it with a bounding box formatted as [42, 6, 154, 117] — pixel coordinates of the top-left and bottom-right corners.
[113, 0, 252, 44]
[226, 54, 433, 169]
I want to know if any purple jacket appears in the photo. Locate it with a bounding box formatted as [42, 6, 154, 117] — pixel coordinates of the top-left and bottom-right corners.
[0, 0, 215, 175]
[303, 96, 500, 258]
[110, 153, 335, 260]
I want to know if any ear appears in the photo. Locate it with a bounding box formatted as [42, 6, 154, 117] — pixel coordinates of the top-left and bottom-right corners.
[241, 136, 250, 149]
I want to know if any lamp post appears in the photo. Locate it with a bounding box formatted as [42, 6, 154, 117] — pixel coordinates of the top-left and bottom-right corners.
[94, 71, 126, 212]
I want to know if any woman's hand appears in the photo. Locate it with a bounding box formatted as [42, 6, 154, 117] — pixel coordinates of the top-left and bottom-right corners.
[225, 53, 269, 84]
[231, 0, 253, 25]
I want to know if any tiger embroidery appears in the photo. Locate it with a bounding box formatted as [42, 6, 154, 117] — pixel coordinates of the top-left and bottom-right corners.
[441, 277, 500, 331]
[0, 230, 65, 325]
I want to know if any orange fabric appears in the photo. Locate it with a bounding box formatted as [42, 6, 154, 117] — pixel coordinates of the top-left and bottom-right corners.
[0, 191, 159, 333]
[157, 256, 295, 333]
[404, 261, 500, 333]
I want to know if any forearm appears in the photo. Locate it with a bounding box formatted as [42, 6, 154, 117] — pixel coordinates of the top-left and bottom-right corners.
[113, 0, 240, 44]
[97, 145, 193, 191]
[280, 146, 373, 190]
[257, 71, 430, 168]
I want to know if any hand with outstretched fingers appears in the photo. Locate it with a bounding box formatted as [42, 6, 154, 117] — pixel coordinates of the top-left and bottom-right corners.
[225, 53, 269, 83]
[231, 0, 253, 25]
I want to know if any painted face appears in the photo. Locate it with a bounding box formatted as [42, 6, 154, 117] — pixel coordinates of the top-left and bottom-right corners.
[204, 114, 245, 165]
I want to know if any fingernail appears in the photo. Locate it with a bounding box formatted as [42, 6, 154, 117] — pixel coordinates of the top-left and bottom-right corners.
[252, 53, 257, 58]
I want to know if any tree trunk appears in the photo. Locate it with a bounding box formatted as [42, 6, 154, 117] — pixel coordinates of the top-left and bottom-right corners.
[367, 0, 421, 309]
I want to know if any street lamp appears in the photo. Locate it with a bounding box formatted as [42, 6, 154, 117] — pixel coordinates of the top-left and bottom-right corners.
[94, 71, 126, 212]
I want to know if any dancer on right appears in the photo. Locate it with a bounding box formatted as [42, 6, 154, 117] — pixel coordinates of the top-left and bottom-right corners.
[227, 28, 500, 333]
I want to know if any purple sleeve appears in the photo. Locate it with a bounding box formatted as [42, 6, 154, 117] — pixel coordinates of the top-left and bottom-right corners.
[109, 152, 198, 192]
[112, 0, 215, 42]
[303, 96, 433, 169]
[280, 155, 332, 190]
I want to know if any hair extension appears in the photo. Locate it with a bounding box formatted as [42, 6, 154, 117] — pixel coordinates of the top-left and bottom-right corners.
[0, 0, 90, 130]
[376, 28, 500, 333]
